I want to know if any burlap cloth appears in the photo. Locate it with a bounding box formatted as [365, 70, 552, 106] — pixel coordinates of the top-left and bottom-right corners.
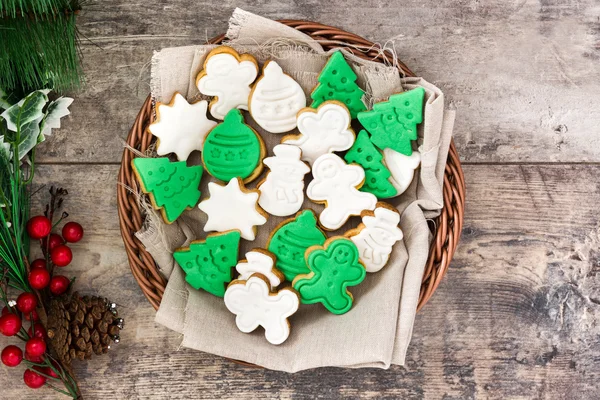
[136, 8, 456, 372]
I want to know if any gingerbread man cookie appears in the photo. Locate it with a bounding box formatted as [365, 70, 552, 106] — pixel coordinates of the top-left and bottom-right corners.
[235, 249, 283, 288]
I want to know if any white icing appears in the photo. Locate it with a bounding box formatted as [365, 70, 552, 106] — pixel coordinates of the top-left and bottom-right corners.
[258, 144, 310, 217]
[349, 207, 403, 272]
[284, 102, 355, 165]
[198, 178, 267, 241]
[249, 61, 306, 134]
[224, 275, 299, 345]
[307, 153, 377, 230]
[197, 51, 258, 120]
[382, 149, 421, 196]
[235, 250, 282, 287]
[148, 93, 217, 161]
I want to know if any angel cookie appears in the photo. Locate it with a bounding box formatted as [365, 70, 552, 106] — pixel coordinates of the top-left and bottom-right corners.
[383, 148, 421, 196]
[235, 249, 284, 288]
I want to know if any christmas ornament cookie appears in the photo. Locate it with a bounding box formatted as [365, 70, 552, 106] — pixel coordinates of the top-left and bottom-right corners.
[174, 230, 241, 297]
[202, 109, 266, 184]
[224, 274, 300, 345]
[345, 203, 403, 273]
[307, 153, 377, 230]
[132, 157, 202, 224]
[292, 237, 365, 314]
[235, 249, 283, 288]
[249, 61, 306, 134]
[198, 177, 267, 241]
[311, 51, 366, 119]
[196, 46, 259, 120]
[257, 144, 310, 217]
[148, 92, 217, 161]
[383, 148, 421, 196]
[282, 101, 355, 165]
[357, 87, 425, 156]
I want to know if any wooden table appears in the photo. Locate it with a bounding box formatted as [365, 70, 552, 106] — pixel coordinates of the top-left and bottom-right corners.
[2, 1, 599, 398]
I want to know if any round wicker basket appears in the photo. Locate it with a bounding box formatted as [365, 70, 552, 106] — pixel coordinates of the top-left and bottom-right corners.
[117, 20, 465, 312]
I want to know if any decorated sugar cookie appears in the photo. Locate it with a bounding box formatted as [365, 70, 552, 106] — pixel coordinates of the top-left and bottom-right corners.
[198, 177, 267, 241]
[267, 210, 327, 282]
[196, 46, 259, 120]
[307, 153, 377, 230]
[148, 92, 217, 161]
[202, 109, 265, 184]
[257, 144, 310, 217]
[173, 230, 241, 297]
[132, 157, 202, 224]
[224, 274, 300, 345]
[383, 148, 421, 196]
[357, 87, 425, 156]
[282, 101, 355, 165]
[345, 203, 403, 273]
[292, 237, 365, 314]
[235, 249, 283, 288]
[249, 61, 306, 134]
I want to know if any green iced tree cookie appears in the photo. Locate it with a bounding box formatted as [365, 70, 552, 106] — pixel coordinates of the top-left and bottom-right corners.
[357, 87, 425, 156]
[173, 230, 241, 297]
[132, 157, 203, 224]
[311, 51, 366, 119]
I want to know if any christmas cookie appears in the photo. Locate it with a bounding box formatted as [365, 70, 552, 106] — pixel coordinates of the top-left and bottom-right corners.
[292, 237, 365, 314]
[344, 203, 403, 273]
[196, 46, 259, 120]
[148, 92, 217, 161]
[357, 87, 425, 156]
[267, 210, 327, 282]
[248, 61, 306, 134]
[202, 109, 266, 184]
[383, 148, 421, 196]
[235, 249, 283, 288]
[173, 230, 241, 297]
[257, 144, 310, 217]
[282, 101, 355, 165]
[307, 153, 377, 230]
[132, 157, 202, 224]
[198, 177, 267, 241]
[311, 51, 366, 119]
[224, 274, 300, 345]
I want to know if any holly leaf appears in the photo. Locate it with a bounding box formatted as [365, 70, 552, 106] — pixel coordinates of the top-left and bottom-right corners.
[0, 88, 14, 111]
[17, 118, 42, 160]
[0, 89, 50, 132]
[0, 136, 10, 159]
[40, 97, 73, 138]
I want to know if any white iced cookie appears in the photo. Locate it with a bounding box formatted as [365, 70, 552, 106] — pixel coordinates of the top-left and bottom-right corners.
[345, 204, 403, 273]
[383, 149, 421, 196]
[235, 249, 283, 288]
[148, 92, 217, 161]
[224, 274, 300, 345]
[249, 61, 306, 134]
[257, 144, 310, 217]
[282, 101, 355, 165]
[198, 177, 267, 241]
[307, 153, 377, 230]
[196, 47, 259, 120]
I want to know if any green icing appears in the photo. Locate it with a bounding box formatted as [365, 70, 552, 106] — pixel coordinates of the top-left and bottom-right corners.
[311, 51, 366, 119]
[293, 238, 365, 315]
[268, 210, 326, 282]
[357, 87, 425, 156]
[202, 109, 262, 182]
[133, 157, 202, 224]
[344, 130, 398, 199]
[173, 230, 241, 297]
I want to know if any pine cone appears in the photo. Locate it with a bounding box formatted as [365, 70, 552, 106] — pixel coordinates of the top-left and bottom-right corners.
[47, 292, 123, 366]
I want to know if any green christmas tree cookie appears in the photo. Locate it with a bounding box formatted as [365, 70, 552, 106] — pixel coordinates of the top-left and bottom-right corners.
[292, 237, 366, 315]
[344, 130, 398, 199]
[132, 157, 203, 224]
[311, 51, 366, 119]
[357, 87, 425, 156]
[173, 230, 241, 297]
[267, 210, 327, 281]
[202, 109, 265, 183]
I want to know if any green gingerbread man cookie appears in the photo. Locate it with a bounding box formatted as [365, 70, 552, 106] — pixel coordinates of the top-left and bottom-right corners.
[292, 237, 366, 315]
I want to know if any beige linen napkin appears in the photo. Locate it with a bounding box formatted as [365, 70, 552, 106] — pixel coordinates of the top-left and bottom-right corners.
[137, 8, 455, 371]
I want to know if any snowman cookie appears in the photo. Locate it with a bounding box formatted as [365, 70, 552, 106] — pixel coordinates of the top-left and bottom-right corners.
[383, 148, 421, 196]
[249, 61, 306, 134]
[235, 249, 283, 288]
[257, 144, 310, 217]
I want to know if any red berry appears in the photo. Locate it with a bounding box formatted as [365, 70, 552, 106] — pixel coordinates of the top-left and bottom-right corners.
[43, 233, 64, 251]
[44, 365, 59, 378]
[0, 313, 22, 336]
[49, 275, 71, 296]
[62, 222, 84, 243]
[30, 258, 47, 270]
[25, 338, 46, 357]
[23, 309, 39, 321]
[24, 351, 43, 363]
[27, 323, 47, 339]
[50, 244, 72, 267]
[1, 345, 23, 367]
[28, 268, 51, 290]
[1, 306, 11, 316]
[26, 216, 52, 240]
[16, 292, 38, 314]
[24, 369, 47, 389]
